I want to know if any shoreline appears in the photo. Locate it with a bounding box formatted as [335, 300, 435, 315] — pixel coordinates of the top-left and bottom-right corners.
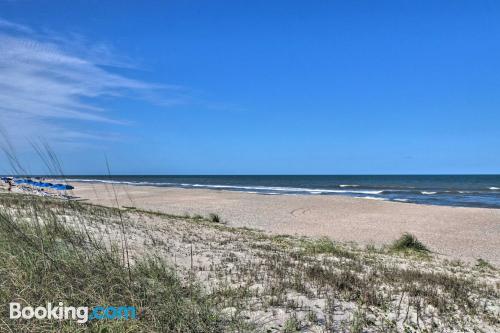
[69, 181, 500, 265]
[59, 176, 500, 209]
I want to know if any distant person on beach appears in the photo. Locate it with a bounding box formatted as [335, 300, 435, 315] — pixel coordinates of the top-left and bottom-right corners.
[7, 178, 13, 192]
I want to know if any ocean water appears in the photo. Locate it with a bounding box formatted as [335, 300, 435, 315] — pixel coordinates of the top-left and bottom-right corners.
[63, 175, 500, 209]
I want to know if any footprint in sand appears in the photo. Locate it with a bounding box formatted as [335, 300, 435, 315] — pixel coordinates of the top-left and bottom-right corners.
[290, 207, 311, 217]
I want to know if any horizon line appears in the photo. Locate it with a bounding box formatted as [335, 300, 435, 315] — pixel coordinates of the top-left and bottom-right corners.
[7, 173, 500, 177]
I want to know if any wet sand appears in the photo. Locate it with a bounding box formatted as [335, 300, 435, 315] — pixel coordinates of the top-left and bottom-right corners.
[71, 182, 500, 265]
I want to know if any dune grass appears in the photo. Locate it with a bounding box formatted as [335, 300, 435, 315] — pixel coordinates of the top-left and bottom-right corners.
[390, 232, 430, 253]
[0, 195, 227, 332]
[302, 237, 356, 259]
[208, 213, 222, 223]
[476, 258, 495, 270]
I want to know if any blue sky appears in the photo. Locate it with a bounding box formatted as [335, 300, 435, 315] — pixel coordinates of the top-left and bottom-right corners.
[0, 1, 499, 174]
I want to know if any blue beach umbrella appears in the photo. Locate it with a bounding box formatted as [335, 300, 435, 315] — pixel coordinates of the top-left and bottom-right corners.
[9, 178, 74, 191]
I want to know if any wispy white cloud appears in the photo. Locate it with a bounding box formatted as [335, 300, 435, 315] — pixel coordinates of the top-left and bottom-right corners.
[0, 18, 33, 34]
[0, 18, 177, 146]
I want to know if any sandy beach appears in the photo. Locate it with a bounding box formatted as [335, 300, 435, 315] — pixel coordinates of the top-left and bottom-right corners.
[70, 182, 500, 265]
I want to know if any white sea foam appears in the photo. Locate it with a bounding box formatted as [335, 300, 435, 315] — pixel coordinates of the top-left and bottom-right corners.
[393, 198, 409, 202]
[421, 191, 437, 195]
[339, 184, 360, 188]
[66, 178, 381, 196]
[64, 178, 169, 187]
[360, 196, 386, 201]
[489, 187, 499, 190]
[182, 183, 385, 195]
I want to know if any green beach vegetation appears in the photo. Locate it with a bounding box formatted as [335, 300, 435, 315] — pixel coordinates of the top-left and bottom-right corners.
[0, 192, 498, 332]
[389, 233, 430, 254]
[0, 194, 226, 332]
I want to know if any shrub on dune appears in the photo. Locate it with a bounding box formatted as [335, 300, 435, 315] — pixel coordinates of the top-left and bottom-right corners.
[390, 233, 430, 253]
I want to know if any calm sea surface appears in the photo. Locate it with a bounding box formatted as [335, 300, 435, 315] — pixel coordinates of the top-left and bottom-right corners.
[63, 175, 500, 209]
